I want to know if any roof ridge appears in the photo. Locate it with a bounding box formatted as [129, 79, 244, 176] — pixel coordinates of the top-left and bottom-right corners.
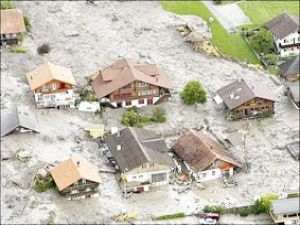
[242, 79, 257, 98]
[129, 127, 151, 162]
[70, 157, 84, 181]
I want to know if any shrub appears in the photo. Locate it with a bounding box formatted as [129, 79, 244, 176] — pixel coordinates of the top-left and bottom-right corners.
[77, 87, 97, 102]
[213, 0, 222, 4]
[203, 205, 225, 215]
[154, 212, 185, 220]
[18, 34, 25, 43]
[180, 81, 207, 105]
[264, 54, 278, 65]
[10, 46, 27, 53]
[23, 16, 31, 31]
[95, 107, 105, 118]
[121, 108, 151, 127]
[251, 199, 265, 215]
[261, 193, 278, 213]
[34, 179, 54, 193]
[250, 28, 275, 54]
[37, 43, 50, 55]
[0, 0, 15, 10]
[151, 106, 167, 123]
[239, 207, 251, 217]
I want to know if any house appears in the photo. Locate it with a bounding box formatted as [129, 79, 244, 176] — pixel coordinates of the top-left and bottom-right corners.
[172, 130, 241, 182]
[0, 9, 26, 45]
[50, 157, 102, 200]
[214, 78, 277, 120]
[270, 197, 300, 224]
[90, 58, 172, 108]
[1, 106, 39, 138]
[279, 56, 299, 81]
[286, 81, 299, 109]
[105, 127, 174, 192]
[26, 62, 77, 108]
[265, 13, 300, 57]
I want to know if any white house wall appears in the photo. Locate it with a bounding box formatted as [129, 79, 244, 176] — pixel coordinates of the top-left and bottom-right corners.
[125, 169, 170, 186]
[274, 32, 300, 57]
[103, 96, 161, 108]
[34, 89, 75, 108]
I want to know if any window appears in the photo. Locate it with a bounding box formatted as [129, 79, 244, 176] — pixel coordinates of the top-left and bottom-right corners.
[138, 82, 148, 87]
[138, 99, 144, 104]
[138, 90, 157, 96]
[51, 95, 55, 100]
[51, 83, 57, 90]
[37, 95, 43, 101]
[212, 171, 216, 176]
[132, 176, 137, 179]
[125, 101, 131, 106]
[284, 39, 286, 43]
[122, 84, 131, 89]
[82, 179, 86, 184]
[42, 84, 48, 91]
[202, 172, 206, 178]
[139, 175, 143, 178]
[152, 173, 167, 183]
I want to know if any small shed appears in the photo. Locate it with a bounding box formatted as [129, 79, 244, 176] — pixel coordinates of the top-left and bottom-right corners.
[84, 124, 105, 138]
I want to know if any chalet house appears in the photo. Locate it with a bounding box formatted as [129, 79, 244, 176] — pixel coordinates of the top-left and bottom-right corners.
[105, 127, 175, 193]
[1, 106, 39, 138]
[214, 78, 277, 120]
[26, 62, 77, 109]
[286, 81, 299, 109]
[279, 56, 299, 81]
[270, 197, 300, 224]
[0, 9, 26, 45]
[90, 58, 172, 108]
[50, 157, 102, 200]
[266, 13, 300, 57]
[172, 130, 241, 182]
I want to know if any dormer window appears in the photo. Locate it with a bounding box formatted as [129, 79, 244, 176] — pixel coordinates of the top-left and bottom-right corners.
[42, 84, 48, 92]
[51, 83, 57, 90]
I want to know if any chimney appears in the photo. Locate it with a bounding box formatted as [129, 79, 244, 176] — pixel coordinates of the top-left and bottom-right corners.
[117, 145, 121, 151]
[77, 161, 80, 167]
[156, 77, 158, 82]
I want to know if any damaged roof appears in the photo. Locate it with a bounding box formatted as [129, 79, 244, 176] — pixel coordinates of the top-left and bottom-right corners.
[50, 157, 102, 191]
[266, 13, 299, 39]
[0, 9, 26, 35]
[90, 58, 172, 99]
[105, 127, 174, 172]
[279, 56, 299, 77]
[216, 78, 277, 110]
[26, 62, 76, 90]
[172, 130, 241, 173]
[1, 106, 40, 138]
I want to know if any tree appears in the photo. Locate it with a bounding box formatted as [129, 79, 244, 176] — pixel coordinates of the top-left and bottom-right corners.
[180, 81, 207, 105]
[23, 16, 31, 31]
[151, 107, 167, 123]
[261, 193, 278, 213]
[0, 0, 15, 10]
[250, 28, 275, 54]
[37, 43, 50, 55]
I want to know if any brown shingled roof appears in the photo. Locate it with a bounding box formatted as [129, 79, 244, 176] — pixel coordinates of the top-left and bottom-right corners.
[216, 78, 277, 110]
[172, 130, 241, 173]
[90, 58, 172, 99]
[50, 157, 102, 191]
[105, 127, 174, 172]
[266, 13, 299, 39]
[0, 9, 26, 35]
[26, 62, 76, 90]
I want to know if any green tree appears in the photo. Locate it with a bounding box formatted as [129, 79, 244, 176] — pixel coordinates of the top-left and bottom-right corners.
[261, 193, 278, 213]
[180, 81, 207, 105]
[264, 54, 278, 65]
[250, 28, 275, 54]
[151, 107, 167, 123]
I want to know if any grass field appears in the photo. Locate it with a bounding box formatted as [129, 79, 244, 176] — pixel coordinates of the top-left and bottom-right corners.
[160, 1, 261, 65]
[239, 1, 300, 27]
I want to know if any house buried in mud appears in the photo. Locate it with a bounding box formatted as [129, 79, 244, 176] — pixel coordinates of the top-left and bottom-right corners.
[172, 130, 241, 182]
[26, 62, 76, 109]
[214, 78, 277, 120]
[0, 9, 26, 45]
[90, 58, 172, 108]
[105, 127, 175, 193]
[50, 157, 102, 200]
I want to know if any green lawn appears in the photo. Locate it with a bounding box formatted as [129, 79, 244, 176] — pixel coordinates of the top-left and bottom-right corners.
[161, 1, 261, 65]
[239, 1, 300, 27]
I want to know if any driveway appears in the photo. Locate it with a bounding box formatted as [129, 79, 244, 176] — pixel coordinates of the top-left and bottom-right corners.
[202, 1, 250, 34]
